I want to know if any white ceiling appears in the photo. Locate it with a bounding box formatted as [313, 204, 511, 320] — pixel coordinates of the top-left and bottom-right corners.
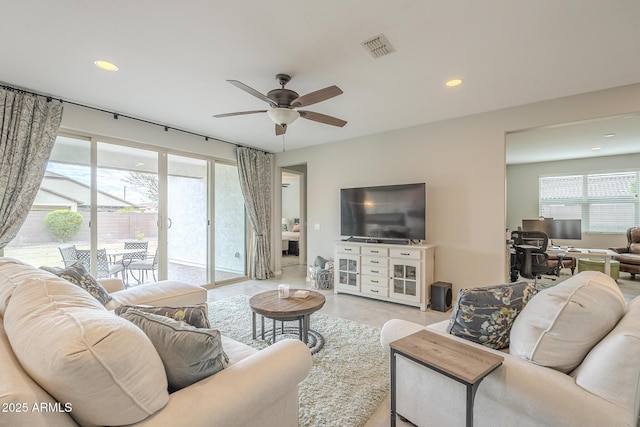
[2, 1, 640, 154]
[506, 112, 640, 165]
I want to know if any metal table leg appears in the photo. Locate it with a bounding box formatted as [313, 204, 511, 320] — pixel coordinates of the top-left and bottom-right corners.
[272, 319, 276, 344]
[252, 311, 256, 339]
[390, 349, 397, 427]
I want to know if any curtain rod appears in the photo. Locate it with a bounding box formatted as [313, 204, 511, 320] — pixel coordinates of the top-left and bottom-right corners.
[0, 83, 270, 154]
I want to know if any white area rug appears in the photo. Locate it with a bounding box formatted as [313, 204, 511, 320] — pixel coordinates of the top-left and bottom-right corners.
[208, 295, 389, 427]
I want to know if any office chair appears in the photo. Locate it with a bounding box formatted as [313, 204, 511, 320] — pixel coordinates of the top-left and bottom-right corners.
[510, 230, 565, 287]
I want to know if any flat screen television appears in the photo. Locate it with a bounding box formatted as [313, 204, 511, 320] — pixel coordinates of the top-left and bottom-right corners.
[340, 183, 426, 242]
[521, 218, 582, 240]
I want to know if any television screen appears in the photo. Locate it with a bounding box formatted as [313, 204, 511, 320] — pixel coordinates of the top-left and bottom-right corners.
[340, 183, 426, 241]
[521, 218, 582, 240]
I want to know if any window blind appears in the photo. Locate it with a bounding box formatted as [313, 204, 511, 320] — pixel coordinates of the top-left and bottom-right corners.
[539, 171, 639, 233]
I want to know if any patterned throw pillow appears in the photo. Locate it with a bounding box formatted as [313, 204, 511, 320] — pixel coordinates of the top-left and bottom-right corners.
[56, 262, 112, 306]
[120, 309, 229, 391]
[446, 282, 535, 349]
[115, 304, 210, 328]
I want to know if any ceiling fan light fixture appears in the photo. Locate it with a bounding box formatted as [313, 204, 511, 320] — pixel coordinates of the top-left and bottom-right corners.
[267, 108, 300, 126]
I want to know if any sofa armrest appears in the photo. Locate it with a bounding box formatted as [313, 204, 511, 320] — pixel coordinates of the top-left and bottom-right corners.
[133, 338, 312, 427]
[609, 247, 629, 254]
[98, 278, 125, 293]
[380, 318, 429, 351]
[476, 352, 633, 426]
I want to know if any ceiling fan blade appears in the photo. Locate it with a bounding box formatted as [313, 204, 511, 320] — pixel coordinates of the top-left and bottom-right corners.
[227, 80, 276, 107]
[291, 85, 343, 108]
[213, 110, 267, 118]
[298, 110, 347, 127]
[275, 124, 287, 135]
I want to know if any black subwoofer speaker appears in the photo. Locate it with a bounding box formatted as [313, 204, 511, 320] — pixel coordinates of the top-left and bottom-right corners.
[431, 282, 453, 312]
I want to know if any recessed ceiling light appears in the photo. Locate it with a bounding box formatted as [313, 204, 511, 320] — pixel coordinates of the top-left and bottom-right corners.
[592, 147, 602, 151]
[445, 78, 463, 87]
[604, 133, 616, 138]
[94, 60, 119, 71]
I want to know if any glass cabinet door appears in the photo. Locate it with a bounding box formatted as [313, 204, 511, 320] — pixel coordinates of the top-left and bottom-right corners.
[391, 259, 420, 301]
[337, 255, 359, 290]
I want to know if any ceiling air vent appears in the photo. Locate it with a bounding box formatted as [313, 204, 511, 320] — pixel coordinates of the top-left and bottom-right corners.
[361, 34, 395, 59]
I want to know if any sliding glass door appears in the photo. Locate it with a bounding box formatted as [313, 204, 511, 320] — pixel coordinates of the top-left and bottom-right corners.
[166, 154, 209, 284]
[214, 162, 246, 282]
[3, 133, 246, 286]
[96, 142, 159, 284]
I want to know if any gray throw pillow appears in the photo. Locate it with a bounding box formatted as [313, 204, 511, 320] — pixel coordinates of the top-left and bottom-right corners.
[55, 262, 112, 306]
[314, 256, 328, 268]
[120, 309, 229, 391]
[446, 282, 535, 349]
[115, 304, 211, 328]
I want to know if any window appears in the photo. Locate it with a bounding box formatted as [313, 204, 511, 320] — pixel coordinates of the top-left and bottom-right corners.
[540, 171, 640, 233]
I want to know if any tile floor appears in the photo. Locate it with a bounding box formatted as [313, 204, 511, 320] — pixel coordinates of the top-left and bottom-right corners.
[206, 265, 640, 427]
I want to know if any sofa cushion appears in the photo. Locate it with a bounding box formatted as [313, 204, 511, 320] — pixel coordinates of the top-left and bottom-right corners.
[3, 275, 169, 426]
[510, 271, 625, 372]
[571, 295, 640, 411]
[106, 279, 207, 309]
[0, 257, 56, 316]
[446, 282, 535, 349]
[0, 321, 77, 427]
[54, 262, 112, 305]
[120, 309, 229, 391]
[115, 304, 211, 328]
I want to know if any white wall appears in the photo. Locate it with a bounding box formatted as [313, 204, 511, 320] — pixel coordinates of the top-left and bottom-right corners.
[507, 153, 640, 249]
[276, 83, 640, 296]
[60, 104, 236, 161]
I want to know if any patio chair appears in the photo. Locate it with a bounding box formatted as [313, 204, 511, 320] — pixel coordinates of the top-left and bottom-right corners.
[75, 249, 125, 279]
[59, 245, 78, 267]
[97, 249, 125, 279]
[128, 249, 158, 284]
[75, 249, 92, 271]
[121, 241, 148, 266]
[121, 241, 148, 285]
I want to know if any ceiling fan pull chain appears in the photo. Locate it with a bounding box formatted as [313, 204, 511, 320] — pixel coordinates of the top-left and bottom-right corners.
[282, 134, 286, 152]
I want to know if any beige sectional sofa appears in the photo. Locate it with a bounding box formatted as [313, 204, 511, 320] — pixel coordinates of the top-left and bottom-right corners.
[0, 257, 312, 427]
[381, 271, 640, 427]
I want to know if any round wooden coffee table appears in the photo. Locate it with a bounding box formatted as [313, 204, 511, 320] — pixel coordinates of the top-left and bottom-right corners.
[249, 289, 326, 346]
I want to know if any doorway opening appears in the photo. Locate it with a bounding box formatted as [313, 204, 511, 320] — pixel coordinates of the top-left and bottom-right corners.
[281, 165, 306, 269]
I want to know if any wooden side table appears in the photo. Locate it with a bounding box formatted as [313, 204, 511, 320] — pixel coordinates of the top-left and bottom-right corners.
[389, 329, 504, 427]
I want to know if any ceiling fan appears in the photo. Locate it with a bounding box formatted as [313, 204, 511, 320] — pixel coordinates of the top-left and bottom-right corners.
[213, 73, 347, 135]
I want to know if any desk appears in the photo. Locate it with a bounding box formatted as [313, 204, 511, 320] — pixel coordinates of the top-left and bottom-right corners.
[546, 248, 618, 275]
[389, 330, 503, 427]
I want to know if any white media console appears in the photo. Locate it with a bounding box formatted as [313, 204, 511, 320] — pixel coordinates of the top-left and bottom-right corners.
[334, 241, 436, 311]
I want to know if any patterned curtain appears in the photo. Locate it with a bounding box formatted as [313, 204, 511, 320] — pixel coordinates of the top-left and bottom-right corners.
[0, 88, 64, 249]
[236, 147, 273, 279]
